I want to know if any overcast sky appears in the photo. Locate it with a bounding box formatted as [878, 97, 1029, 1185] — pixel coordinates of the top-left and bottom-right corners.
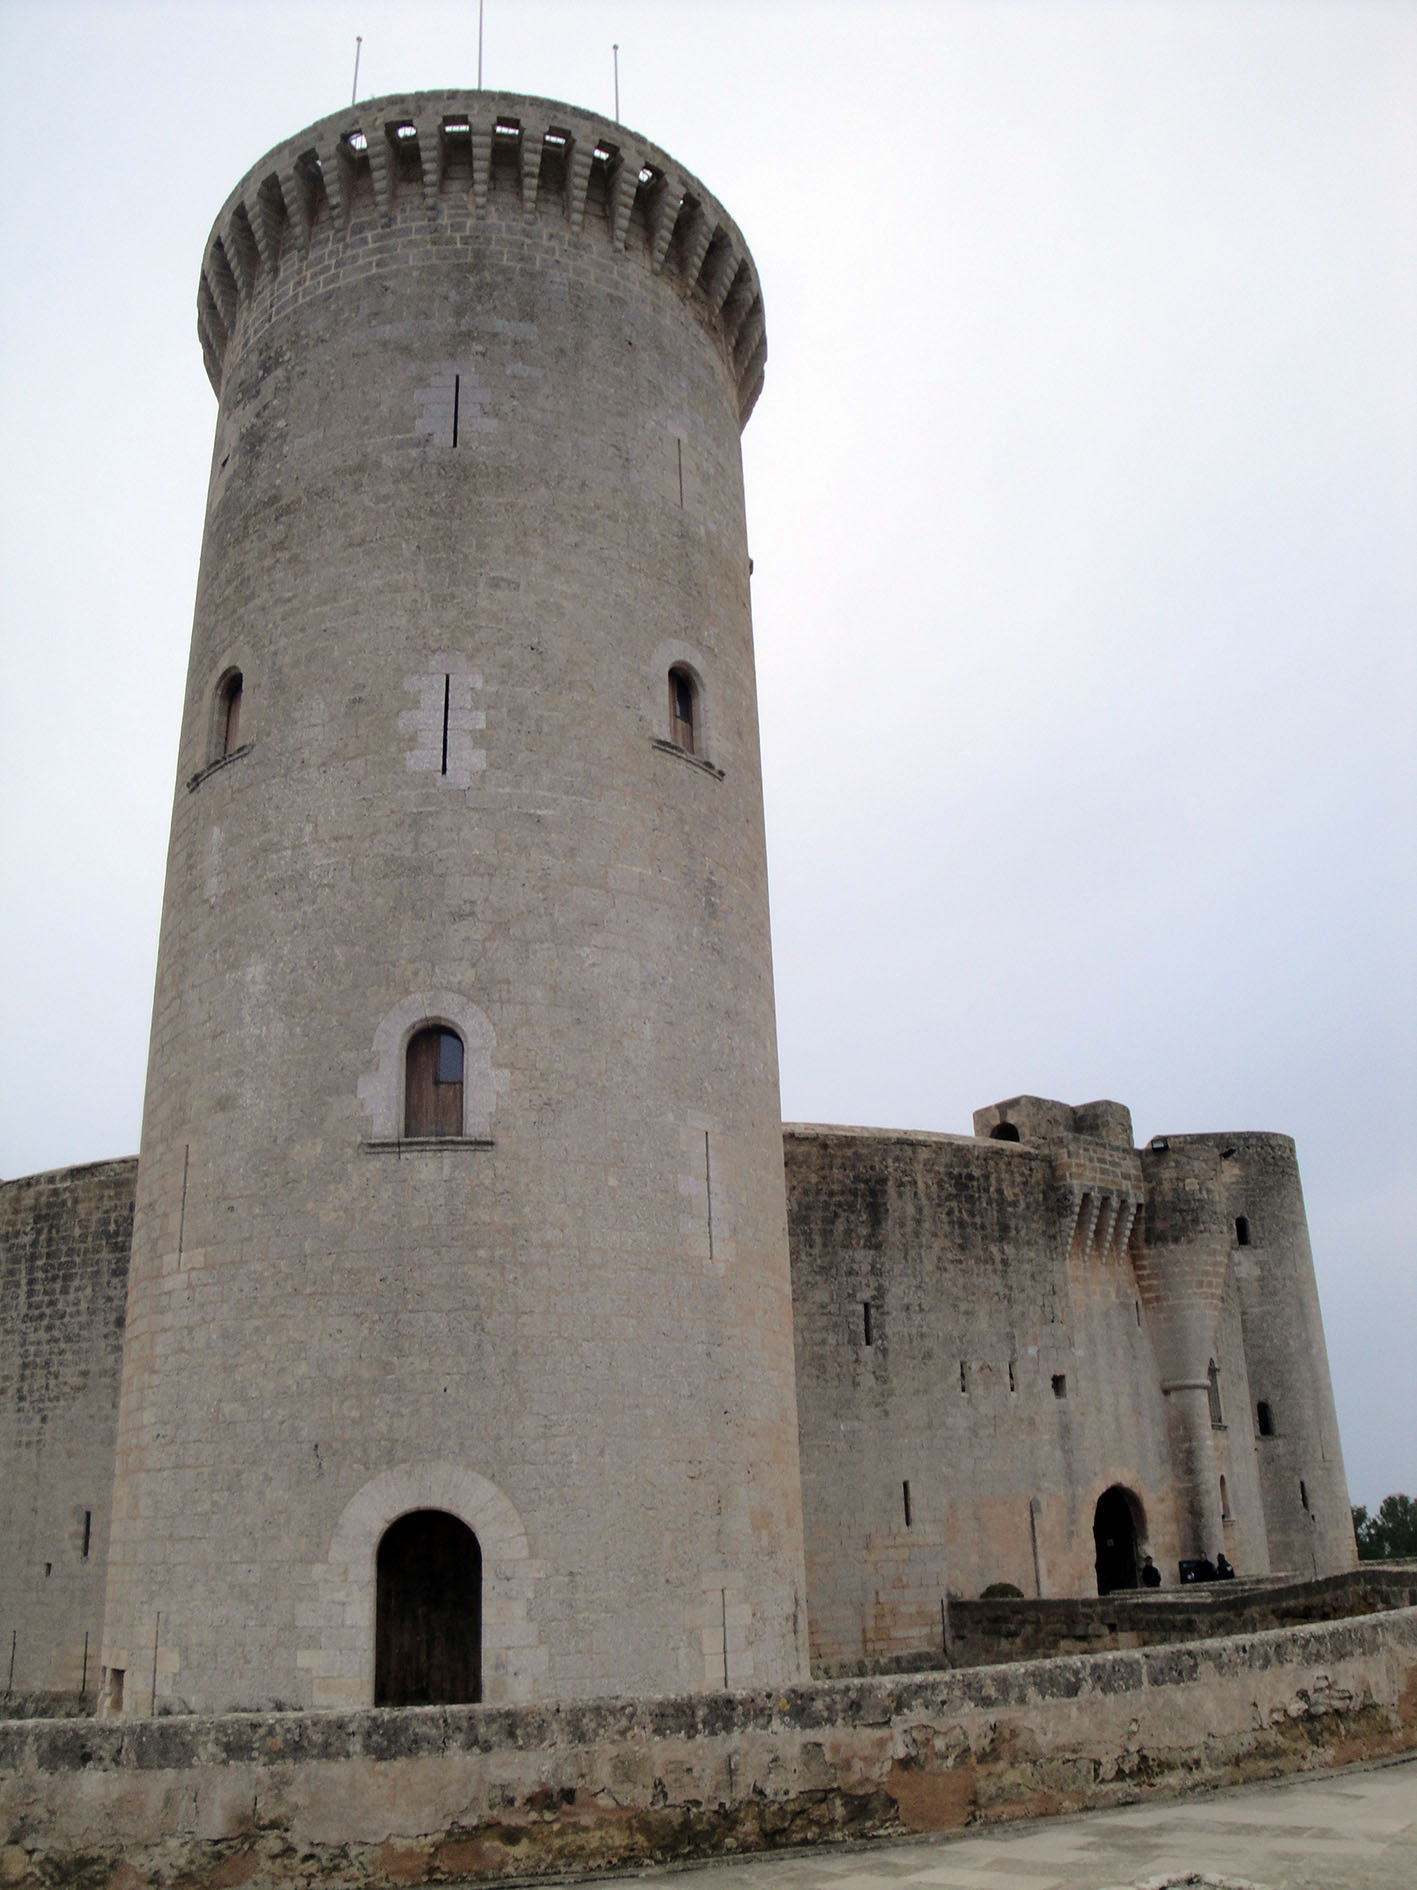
[1, 0, 1413, 1511]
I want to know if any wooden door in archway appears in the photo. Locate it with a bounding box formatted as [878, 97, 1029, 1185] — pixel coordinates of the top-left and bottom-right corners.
[1093, 1485, 1143, 1596]
[375, 1510, 482, 1705]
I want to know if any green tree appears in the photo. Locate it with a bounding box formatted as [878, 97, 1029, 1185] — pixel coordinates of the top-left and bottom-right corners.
[1352, 1493, 1417, 1560]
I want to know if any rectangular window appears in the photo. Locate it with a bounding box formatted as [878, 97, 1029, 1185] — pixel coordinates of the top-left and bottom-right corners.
[436, 1033, 464, 1084]
[902, 1480, 912, 1528]
[1052, 1373, 1067, 1399]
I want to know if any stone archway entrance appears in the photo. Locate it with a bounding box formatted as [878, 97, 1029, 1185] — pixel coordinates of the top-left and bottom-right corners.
[375, 1510, 482, 1705]
[1093, 1485, 1144, 1595]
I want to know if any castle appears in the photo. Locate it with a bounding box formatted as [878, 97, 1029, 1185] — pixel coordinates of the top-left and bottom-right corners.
[0, 90, 1355, 1720]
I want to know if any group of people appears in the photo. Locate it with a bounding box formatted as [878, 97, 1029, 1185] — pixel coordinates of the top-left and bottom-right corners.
[1140, 1552, 1235, 1586]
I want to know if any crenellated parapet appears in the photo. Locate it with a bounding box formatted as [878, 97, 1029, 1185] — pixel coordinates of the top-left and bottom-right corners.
[198, 90, 768, 424]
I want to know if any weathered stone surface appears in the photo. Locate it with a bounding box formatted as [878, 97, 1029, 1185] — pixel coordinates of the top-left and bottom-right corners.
[786, 1112, 1354, 1669]
[0, 1159, 134, 1703]
[3, 1609, 1415, 1885]
[98, 89, 805, 1719]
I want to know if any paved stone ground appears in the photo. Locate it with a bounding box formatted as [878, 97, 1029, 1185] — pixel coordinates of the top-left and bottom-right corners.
[598, 1757, 1417, 1890]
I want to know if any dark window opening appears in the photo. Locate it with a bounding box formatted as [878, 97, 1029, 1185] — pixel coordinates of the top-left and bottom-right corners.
[441, 118, 474, 186]
[218, 671, 243, 758]
[1052, 1373, 1068, 1399]
[1220, 1474, 1230, 1520]
[990, 1122, 1020, 1142]
[441, 673, 451, 774]
[669, 667, 697, 754]
[862, 1302, 873, 1346]
[490, 117, 521, 192]
[1300, 1479, 1310, 1512]
[452, 376, 460, 449]
[375, 1510, 481, 1706]
[1008, 1359, 1016, 1392]
[959, 1359, 968, 1394]
[1257, 1400, 1274, 1437]
[82, 1510, 92, 1559]
[539, 127, 571, 201]
[902, 1480, 912, 1528]
[405, 1026, 464, 1138]
[1235, 1215, 1251, 1247]
[1207, 1359, 1224, 1427]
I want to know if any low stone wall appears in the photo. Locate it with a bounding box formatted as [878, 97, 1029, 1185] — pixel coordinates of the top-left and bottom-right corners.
[939, 1563, 1417, 1669]
[4, 1609, 1417, 1887]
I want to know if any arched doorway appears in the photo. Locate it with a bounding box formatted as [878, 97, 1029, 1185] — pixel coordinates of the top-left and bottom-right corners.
[375, 1510, 482, 1705]
[1093, 1485, 1144, 1595]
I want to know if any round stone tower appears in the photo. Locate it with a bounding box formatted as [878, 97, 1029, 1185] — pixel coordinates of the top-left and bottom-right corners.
[100, 91, 807, 1715]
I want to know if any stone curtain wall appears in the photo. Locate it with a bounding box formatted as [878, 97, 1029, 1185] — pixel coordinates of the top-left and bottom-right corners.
[0, 1160, 135, 1703]
[5, 1610, 1417, 1884]
[785, 1124, 1178, 1655]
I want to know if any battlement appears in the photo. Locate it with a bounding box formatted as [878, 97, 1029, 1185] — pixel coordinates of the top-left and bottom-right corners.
[198, 90, 768, 422]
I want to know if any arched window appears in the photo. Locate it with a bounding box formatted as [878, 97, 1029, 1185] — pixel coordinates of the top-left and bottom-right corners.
[404, 1026, 464, 1138]
[374, 1510, 481, 1706]
[216, 670, 243, 759]
[668, 666, 697, 755]
[990, 1123, 1020, 1142]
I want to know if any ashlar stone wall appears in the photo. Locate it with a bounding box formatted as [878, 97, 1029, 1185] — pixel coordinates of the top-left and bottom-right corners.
[0, 1160, 134, 1701]
[785, 1099, 1355, 1672]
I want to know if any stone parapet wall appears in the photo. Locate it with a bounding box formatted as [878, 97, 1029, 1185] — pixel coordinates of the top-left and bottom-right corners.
[933, 1565, 1417, 1669]
[4, 1609, 1416, 1885]
[199, 91, 766, 420]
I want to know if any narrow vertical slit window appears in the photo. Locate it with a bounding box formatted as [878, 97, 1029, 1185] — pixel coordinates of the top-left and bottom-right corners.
[1300, 1479, 1310, 1512]
[862, 1302, 872, 1346]
[1235, 1215, 1251, 1247]
[441, 674, 451, 776]
[1008, 1359, 1016, 1393]
[1257, 1400, 1274, 1437]
[676, 436, 684, 506]
[902, 1480, 912, 1528]
[452, 373, 460, 448]
[1207, 1359, 1224, 1427]
[214, 670, 243, 761]
[669, 666, 696, 755]
[82, 1510, 92, 1559]
[959, 1359, 968, 1394]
